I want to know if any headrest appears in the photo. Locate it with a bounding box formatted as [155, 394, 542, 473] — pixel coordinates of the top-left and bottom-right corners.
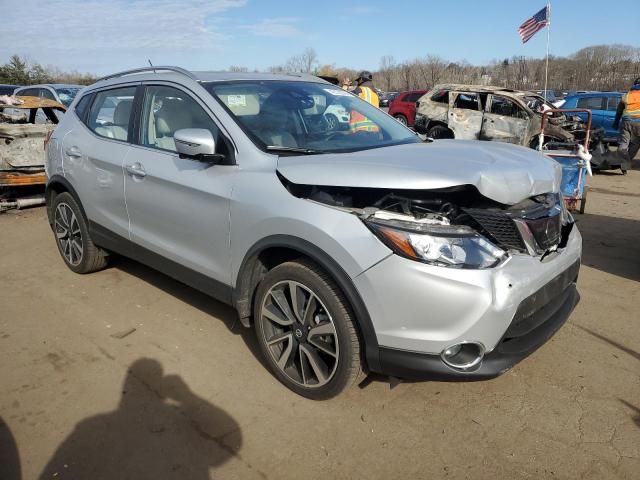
[113, 99, 133, 125]
[155, 99, 192, 137]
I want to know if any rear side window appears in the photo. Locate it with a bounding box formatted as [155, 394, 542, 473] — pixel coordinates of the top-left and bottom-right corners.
[606, 96, 621, 112]
[405, 92, 423, 103]
[86, 87, 136, 141]
[74, 94, 92, 120]
[576, 97, 604, 110]
[453, 93, 480, 111]
[431, 90, 449, 104]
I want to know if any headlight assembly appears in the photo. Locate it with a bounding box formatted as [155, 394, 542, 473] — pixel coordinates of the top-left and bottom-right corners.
[364, 217, 506, 269]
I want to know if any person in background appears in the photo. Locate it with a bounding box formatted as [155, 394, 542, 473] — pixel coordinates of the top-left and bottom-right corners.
[613, 77, 640, 174]
[341, 77, 352, 91]
[352, 71, 379, 107]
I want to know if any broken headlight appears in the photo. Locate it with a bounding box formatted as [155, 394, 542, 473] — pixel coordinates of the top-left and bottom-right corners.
[365, 217, 506, 269]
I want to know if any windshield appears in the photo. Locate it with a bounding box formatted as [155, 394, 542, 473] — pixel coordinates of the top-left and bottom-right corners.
[55, 87, 81, 107]
[205, 81, 419, 154]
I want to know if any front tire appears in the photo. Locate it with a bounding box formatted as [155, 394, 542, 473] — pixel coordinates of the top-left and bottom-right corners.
[52, 192, 108, 274]
[253, 260, 362, 400]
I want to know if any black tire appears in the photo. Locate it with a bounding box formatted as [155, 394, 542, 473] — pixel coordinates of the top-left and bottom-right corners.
[253, 260, 362, 400]
[51, 192, 108, 274]
[428, 125, 454, 139]
[394, 114, 408, 126]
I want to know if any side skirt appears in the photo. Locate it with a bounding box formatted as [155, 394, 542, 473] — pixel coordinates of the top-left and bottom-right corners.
[89, 221, 233, 306]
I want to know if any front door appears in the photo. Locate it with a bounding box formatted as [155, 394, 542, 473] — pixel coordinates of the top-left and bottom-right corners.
[480, 95, 531, 145]
[124, 84, 236, 288]
[448, 91, 484, 140]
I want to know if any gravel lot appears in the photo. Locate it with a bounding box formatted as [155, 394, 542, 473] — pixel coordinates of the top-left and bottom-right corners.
[1, 163, 639, 480]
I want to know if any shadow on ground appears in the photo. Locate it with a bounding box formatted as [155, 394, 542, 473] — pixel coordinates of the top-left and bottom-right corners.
[0, 417, 20, 480]
[575, 213, 640, 281]
[574, 324, 640, 363]
[38, 358, 242, 480]
[619, 399, 640, 430]
[112, 257, 269, 371]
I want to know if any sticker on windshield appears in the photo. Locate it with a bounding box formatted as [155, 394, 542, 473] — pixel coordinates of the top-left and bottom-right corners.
[227, 95, 247, 107]
[324, 88, 351, 97]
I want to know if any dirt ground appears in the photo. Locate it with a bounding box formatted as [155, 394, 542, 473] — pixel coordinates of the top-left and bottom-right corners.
[1, 164, 639, 480]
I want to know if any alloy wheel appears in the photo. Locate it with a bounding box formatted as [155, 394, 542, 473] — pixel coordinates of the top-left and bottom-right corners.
[259, 280, 339, 388]
[54, 203, 83, 266]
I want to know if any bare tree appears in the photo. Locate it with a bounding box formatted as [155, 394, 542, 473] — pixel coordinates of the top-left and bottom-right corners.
[285, 48, 319, 73]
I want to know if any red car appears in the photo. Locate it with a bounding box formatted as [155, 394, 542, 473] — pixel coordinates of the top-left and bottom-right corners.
[387, 90, 429, 127]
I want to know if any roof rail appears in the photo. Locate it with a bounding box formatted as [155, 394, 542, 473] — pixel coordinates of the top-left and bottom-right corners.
[97, 66, 197, 83]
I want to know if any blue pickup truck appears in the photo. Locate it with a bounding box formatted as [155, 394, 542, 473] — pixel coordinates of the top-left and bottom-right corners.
[559, 92, 622, 143]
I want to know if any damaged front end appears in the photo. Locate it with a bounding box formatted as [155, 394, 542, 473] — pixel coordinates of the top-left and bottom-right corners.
[282, 178, 574, 267]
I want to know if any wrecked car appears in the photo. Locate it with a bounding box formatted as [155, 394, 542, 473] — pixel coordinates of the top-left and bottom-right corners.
[1, 95, 66, 209]
[46, 68, 581, 399]
[414, 84, 601, 150]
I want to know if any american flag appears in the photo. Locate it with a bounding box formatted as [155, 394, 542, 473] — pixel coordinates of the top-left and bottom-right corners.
[518, 6, 549, 44]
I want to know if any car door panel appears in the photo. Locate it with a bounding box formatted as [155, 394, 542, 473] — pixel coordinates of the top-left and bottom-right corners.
[480, 95, 530, 145]
[448, 92, 483, 140]
[124, 84, 235, 286]
[62, 85, 138, 238]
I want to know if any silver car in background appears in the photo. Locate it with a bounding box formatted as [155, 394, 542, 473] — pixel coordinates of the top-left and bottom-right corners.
[45, 67, 581, 399]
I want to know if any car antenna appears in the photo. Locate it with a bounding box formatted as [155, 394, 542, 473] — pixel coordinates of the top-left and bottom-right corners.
[148, 59, 156, 73]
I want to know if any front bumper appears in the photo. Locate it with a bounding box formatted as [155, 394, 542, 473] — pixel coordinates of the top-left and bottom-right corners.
[354, 224, 582, 379]
[413, 114, 429, 134]
[378, 266, 579, 380]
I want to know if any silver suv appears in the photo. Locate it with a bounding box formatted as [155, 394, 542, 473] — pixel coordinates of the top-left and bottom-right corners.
[45, 67, 582, 399]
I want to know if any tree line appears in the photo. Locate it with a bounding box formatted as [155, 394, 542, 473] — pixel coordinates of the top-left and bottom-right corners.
[3, 43, 638, 92]
[0, 55, 97, 86]
[260, 44, 640, 93]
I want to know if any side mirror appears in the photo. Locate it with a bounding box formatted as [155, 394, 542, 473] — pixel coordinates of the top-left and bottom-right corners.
[174, 128, 225, 163]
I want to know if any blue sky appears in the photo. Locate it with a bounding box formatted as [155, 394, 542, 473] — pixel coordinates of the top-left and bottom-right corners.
[1, 0, 638, 74]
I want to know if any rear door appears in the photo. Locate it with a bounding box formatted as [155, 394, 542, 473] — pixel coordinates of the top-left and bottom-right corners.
[576, 96, 606, 132]
[480, 94, 531, 145]
[603, 95, 622, 138]
[61, 85, 138, 239]
[124, 83, 236, 289]
[448, 91, 484, 139]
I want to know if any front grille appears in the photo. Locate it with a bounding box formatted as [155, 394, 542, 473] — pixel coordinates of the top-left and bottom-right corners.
[462, 209, 526, 252]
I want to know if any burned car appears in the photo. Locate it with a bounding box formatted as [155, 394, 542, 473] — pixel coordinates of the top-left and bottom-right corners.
[414, 84, 600, 149]
[1, 96, 66, 202]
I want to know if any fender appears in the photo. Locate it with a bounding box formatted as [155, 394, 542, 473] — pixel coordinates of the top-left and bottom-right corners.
[234, 235, 382, 372]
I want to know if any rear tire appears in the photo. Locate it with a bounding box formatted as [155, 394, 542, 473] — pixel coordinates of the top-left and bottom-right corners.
[52, 192, 108, 274]
[428, 125, 454, 139]
[253, 260, 362, 400]
[394, 114, 408, 126]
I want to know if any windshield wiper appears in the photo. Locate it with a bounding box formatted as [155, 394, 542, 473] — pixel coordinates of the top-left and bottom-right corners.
[265, 146, 323, 155]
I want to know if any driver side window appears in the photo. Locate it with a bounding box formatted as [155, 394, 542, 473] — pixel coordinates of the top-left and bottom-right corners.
[140, 85, 221, 154]
[489, 96, 527, 119]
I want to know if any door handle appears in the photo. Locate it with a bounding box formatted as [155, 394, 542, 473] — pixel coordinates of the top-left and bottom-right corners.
[125, 163, 146, 178]
[65, 146, 82, 158]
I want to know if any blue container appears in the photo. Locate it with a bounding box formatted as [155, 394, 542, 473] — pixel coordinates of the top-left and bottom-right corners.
[549, 155, 586, 200]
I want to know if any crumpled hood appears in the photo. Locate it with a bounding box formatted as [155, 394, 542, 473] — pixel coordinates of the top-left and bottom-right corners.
[277, 140, 562, 205]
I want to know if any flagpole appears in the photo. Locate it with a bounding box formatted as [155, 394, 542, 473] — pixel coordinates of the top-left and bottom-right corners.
[544, 1, 551, 99]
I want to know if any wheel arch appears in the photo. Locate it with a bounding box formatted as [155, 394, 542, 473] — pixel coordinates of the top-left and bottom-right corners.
[45, 175, 86, 226]
[233, 235, 381, 372]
